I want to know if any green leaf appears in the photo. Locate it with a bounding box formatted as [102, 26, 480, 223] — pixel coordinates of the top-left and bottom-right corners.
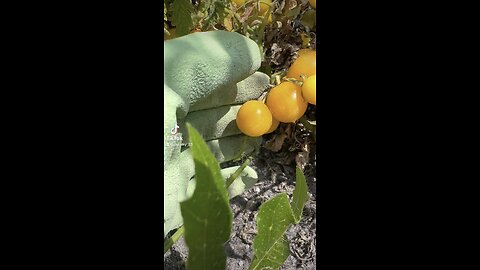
[180, 124, 232, 270]
[171, 0, 194, 37]
[249, 168, 310, 270]
[291, 167, 309, 223]
[285, 5, 302, 19]
[300, 9, 316, 29]
[202, 0, 229, 30]
[249, 193, 295, 270]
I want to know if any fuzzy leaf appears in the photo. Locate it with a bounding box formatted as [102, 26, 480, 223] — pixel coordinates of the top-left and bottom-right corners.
[180, 124, 232, 270]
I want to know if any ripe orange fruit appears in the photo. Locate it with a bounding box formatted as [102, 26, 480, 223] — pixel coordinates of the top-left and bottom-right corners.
[266, 82, 308, 123]
[236, 100, 273, 137]
[286, 50, 316, 81]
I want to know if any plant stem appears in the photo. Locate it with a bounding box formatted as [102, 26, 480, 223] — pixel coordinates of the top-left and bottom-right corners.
[225, 156, 253, 188]
[164, 225, 185, 254]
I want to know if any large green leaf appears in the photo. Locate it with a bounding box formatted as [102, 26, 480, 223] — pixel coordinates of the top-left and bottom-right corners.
[180, 124, 232, 270]
[291, 167, 308, 223]
[171, 0, 194, 37]
[249, 193, 295, 270]
[249, 168, 309, 270]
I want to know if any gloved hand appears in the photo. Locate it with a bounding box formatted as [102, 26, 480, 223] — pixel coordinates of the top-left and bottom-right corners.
[164, 31, 270, 237]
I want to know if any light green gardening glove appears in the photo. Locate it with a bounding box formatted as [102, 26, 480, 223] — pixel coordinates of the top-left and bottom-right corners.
[164, 31, 270, 237]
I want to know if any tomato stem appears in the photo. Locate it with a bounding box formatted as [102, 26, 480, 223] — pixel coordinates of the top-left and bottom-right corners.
[225, 156, 253, 188]
[284, 77, 303, 86]
[164, 225, 185, 254]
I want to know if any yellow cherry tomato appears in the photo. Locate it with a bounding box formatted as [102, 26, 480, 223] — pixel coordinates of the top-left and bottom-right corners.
[266, 82, 308, 123]
[298, 48, 314, 56]
[302, 75, 316, 105]
[236, 100, 273, 137]
[265, 117, 280, 134]
[286, 50, 316, 81]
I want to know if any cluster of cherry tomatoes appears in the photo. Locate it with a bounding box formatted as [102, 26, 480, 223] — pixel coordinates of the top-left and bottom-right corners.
[236, 49, 316, 137]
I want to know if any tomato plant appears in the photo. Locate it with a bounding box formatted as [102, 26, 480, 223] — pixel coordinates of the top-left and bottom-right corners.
[164, 1, 317, 269]
[266, 81, 308, 123]
[236, 100, 273, 137]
